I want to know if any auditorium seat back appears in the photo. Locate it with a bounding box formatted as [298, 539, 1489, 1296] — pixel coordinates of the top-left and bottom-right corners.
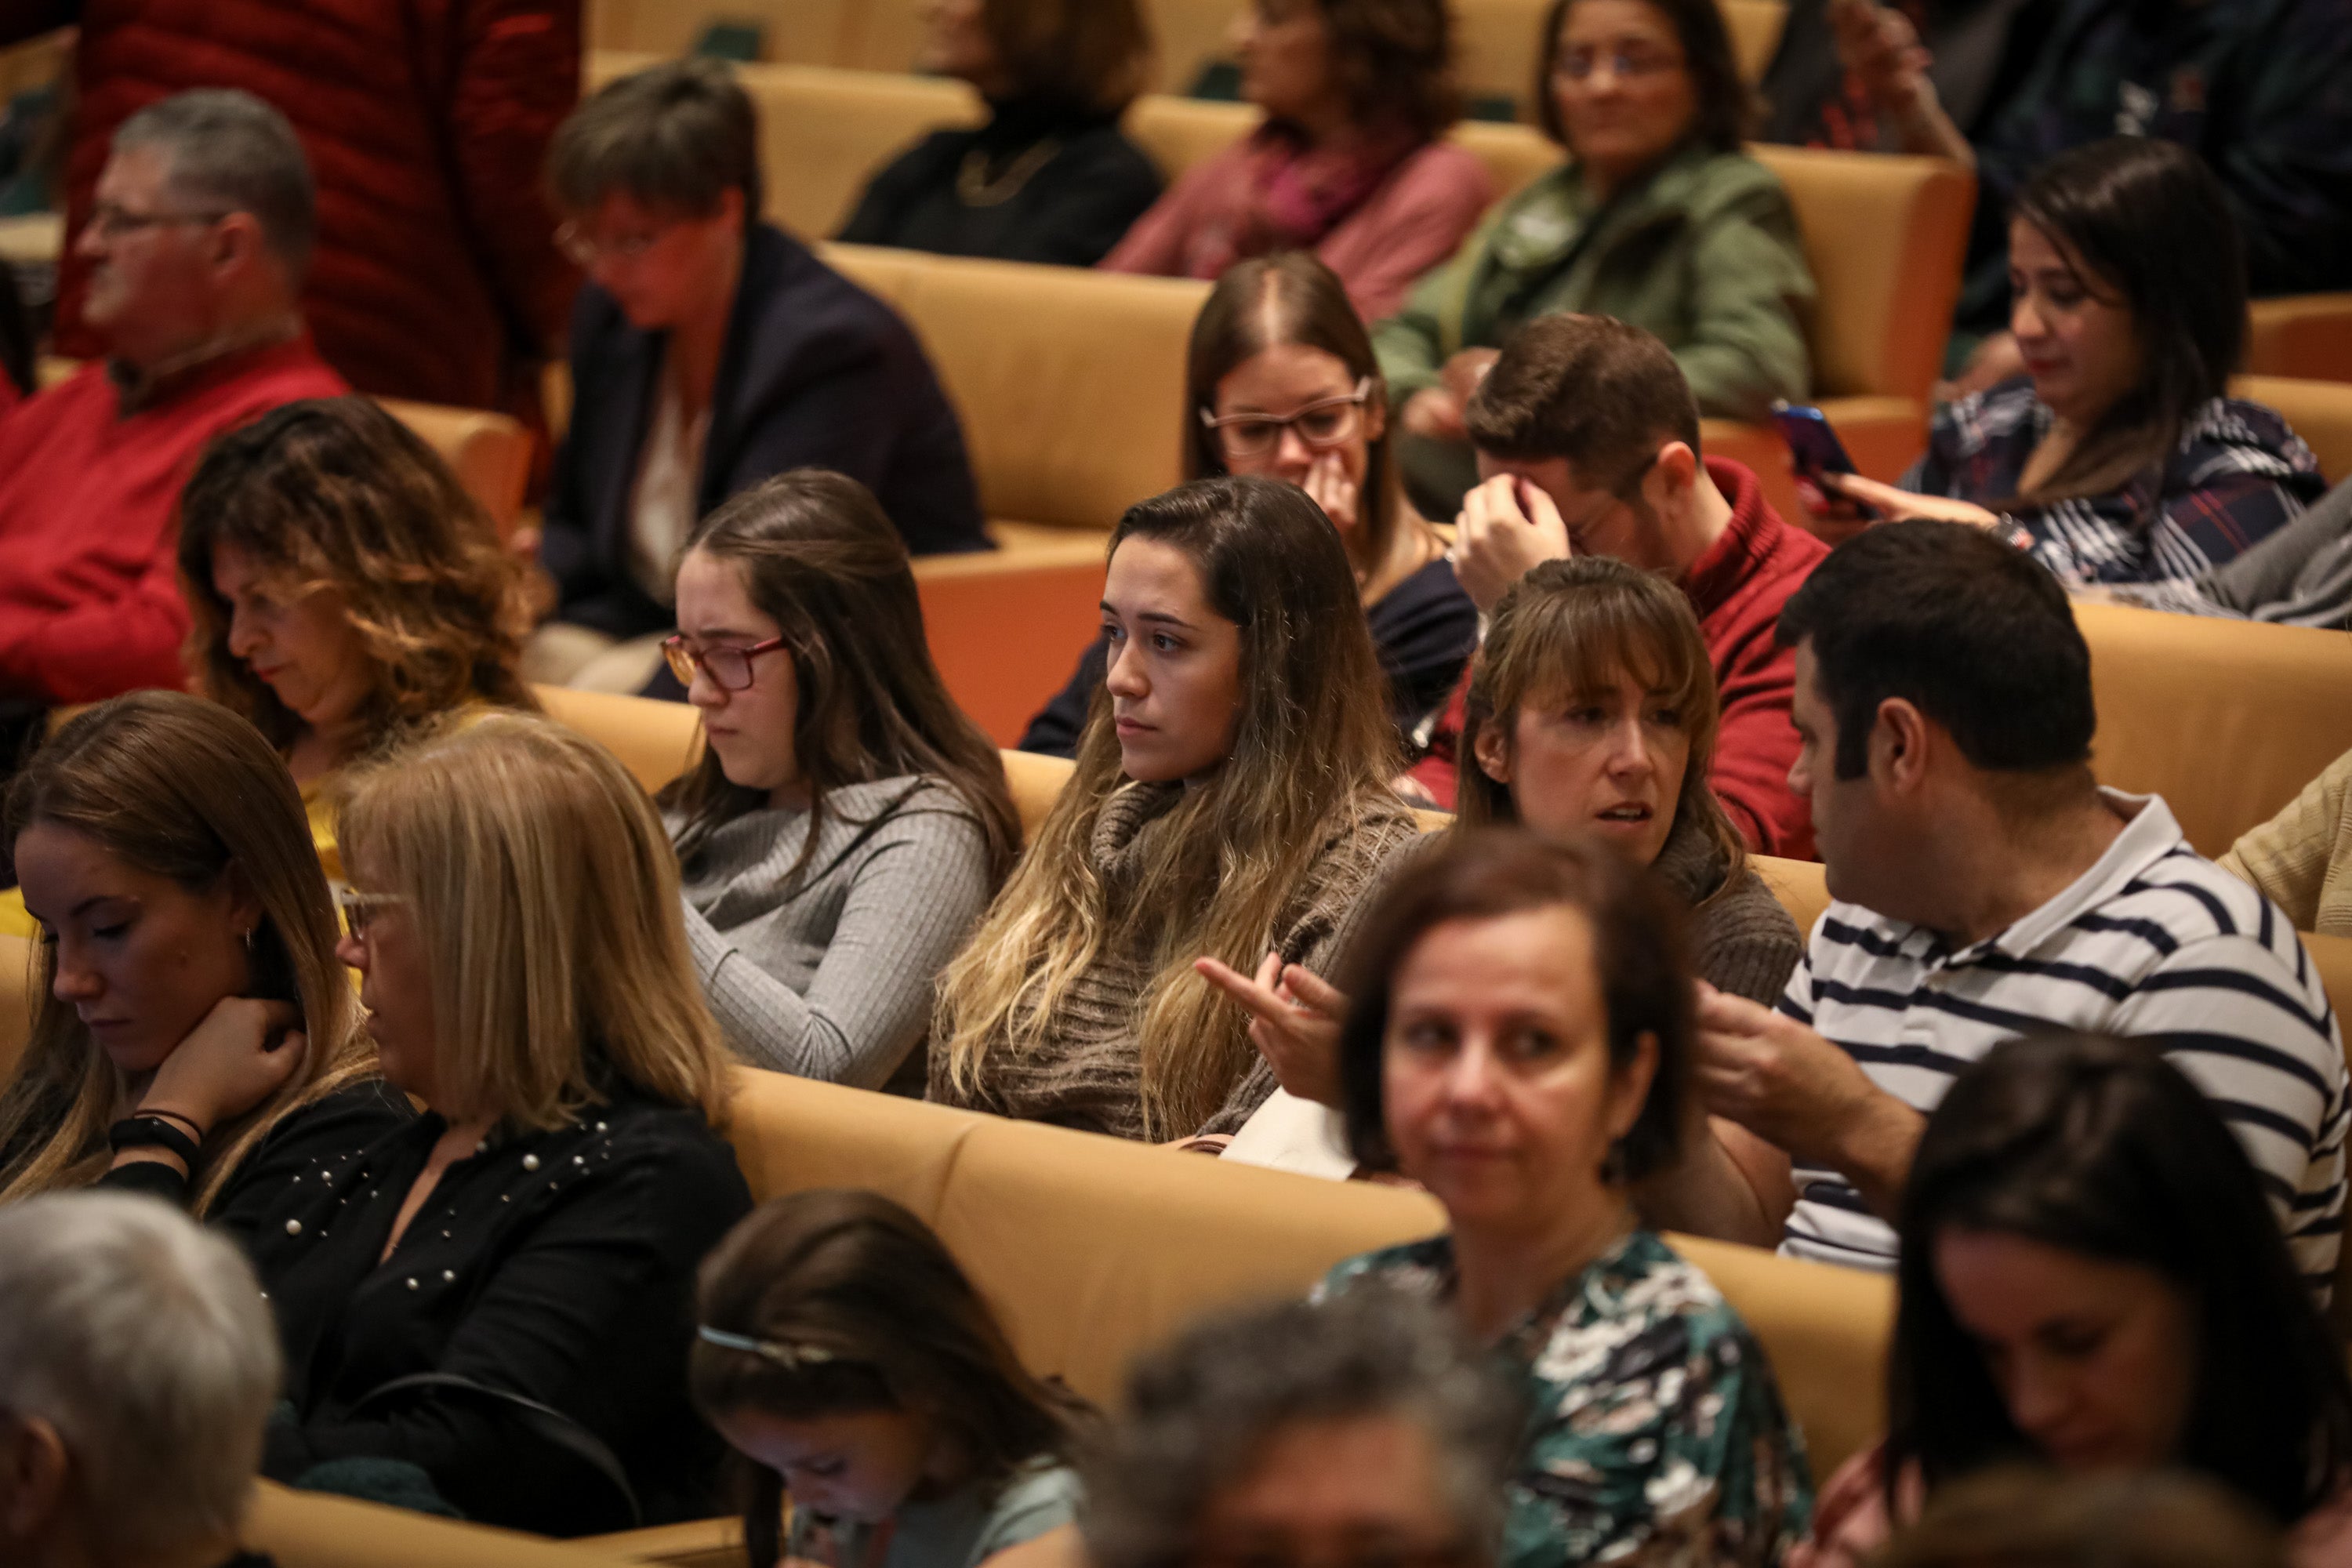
[2234, 374, 2352, 484]
[242, 1482, 647, 1568]
[375, 399, 534, 539]
[2246, 295, 2352, 384]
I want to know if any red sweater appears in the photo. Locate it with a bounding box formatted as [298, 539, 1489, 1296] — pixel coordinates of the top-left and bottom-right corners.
[1410, 457, 1828, 860]
[0, 338, 349, 704]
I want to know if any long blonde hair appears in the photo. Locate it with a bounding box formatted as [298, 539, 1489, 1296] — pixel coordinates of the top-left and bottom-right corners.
[935, 477, 1399, 1138]
[1457, 557, 1746, 897]
[333, 713, 731, 1130]
[0, 693, 372, 1214]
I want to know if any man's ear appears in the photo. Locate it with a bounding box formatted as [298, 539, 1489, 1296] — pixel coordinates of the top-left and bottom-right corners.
[210, 212, 266, 276]
[1471, 717, 1514, 788]
[1650, 440, 1700, 499]
[1870, 697, 1933, 792]
[0, 1411, 71, 1543]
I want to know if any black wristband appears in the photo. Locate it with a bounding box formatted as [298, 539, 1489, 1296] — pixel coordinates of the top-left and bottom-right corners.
[108, 1115, 201, 1167]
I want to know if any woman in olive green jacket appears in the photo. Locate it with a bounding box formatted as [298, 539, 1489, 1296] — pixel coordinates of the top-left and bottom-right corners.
[1374, 0, 1815, 516]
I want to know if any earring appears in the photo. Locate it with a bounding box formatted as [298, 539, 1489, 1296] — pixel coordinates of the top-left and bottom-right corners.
[241, 927, 256, 953]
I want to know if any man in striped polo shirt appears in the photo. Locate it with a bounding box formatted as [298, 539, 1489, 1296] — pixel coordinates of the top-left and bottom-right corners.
[1646, 522, 2348, 1289]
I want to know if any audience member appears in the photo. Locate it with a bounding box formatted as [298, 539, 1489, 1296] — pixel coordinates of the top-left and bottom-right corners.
[1791, 1033, 2352, 1566]
[1320, 830, 1813, 1564]
[1645, 523, 2347, 1284]
[691, 1189, 1086, 1568]
[1021, 252, 1475, 760]
[1829, 0, 2352, 356]
[0, 1192, 283, 1568]
[175, 395, 539, 869]
[4, 0, 579, 425]
[0, 90, 347, 710]
[1204, 557, 1802, 1172]
[2222, 743, 2352, 938]
[141, 714, 752, 1534]
[0, 693, 388, 1215]
[1423, 314, 1825, 858]
[534, 61, 986, 692]
[838, 0, 1161, 267]
[1873, 1468, 2294, 1568]
[1102, 0, 1493, 322]
[1759, 0, 2038, 154]
[1375, 0, 1813, 517]
[662, 471, 1020, 1089]
[1083, 1291, 1523, 1568]
[931, 476, 1421, 1142]
[1810, 140, 2324, 599]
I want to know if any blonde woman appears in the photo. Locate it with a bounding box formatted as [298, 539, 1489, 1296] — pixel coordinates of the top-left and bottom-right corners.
[128, 713, 753, 1536]
[0, 692, 390, 1216]
[931, 475, 1421, 1142]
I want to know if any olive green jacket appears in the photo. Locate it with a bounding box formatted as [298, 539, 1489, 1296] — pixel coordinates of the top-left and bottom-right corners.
[1372, 143, 1815, 423]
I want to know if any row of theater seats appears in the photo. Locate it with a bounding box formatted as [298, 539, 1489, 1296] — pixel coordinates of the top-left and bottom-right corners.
[585, 0, 1792, 108]
[12, 666, 2352, 1566]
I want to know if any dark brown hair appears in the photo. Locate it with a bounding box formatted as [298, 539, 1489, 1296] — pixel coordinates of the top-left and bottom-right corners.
[1458, 557, 1744, 895]
[1337, 829, 1691, 1174]
[2006, 138, 2249, 507]
[658, 470, 1019, 891]
[982, 0, 1152, 118]
[1185, 252, 1401, 568]
[1465, 314, 1701, 487]
[1298, 0, 1461, 144]
[1534, 0, 1750, 151]
[548, 57, 761, 219]
[691, 1190, 1085, 1568]
[1880, 1467, 2290, 1568]
[176, 397, 538, 760]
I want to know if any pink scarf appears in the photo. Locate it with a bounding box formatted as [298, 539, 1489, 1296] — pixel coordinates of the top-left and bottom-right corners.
[1181, 122, 1419, 281]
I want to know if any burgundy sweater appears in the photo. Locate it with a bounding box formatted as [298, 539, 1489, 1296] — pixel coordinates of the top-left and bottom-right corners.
[1410, 457, 1827, 860]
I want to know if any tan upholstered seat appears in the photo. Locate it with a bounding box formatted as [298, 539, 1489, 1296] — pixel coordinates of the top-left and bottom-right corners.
[2247, 295, 2352, 384]
[2234, 374, 2352, 484]
[374, 398, 534, 537]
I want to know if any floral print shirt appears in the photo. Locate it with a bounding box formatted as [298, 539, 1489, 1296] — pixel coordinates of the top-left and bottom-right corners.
[1319, 1229, 1813, 1568]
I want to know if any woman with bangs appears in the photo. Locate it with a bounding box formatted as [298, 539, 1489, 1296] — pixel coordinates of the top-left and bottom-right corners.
[1020, 252, 1475, 762]
[135, 712, 753, 1535]
[2, 693, 394, 1221]
[931, 475, 1421, 1143]
[1208, 556, 1798, 1172]
[176, 395, 539, 870]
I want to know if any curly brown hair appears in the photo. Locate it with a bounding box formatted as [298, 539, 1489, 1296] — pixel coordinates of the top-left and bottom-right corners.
[176, 397, 538, 759]
[1285, 0, 1461, 144]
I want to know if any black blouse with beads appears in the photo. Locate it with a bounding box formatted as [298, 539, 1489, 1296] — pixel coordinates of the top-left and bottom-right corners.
[103, 1080, 753, 1537]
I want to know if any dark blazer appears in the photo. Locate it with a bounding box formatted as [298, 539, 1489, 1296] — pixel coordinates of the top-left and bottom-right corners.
[541, 222, 989, 639]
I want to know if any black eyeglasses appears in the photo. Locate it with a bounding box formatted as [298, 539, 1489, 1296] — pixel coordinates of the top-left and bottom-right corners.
[663, 633, 789, 692]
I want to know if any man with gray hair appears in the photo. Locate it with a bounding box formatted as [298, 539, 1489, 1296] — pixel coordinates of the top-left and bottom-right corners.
[0, 88, 347, 713]
[0, 1190, 281, 1568]
[1083, 1290, 1523, 1568]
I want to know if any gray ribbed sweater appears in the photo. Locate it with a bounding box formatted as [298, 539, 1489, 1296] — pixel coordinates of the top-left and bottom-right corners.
[670, 776, 991, 1089]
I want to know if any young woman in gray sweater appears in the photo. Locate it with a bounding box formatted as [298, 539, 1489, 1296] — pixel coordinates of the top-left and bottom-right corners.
[660, 472, 1021, 1089]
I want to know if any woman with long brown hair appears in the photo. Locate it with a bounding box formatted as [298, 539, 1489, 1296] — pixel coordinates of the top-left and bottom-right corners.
[692, 1189, 1088, 1568]
[1021, 252, 1475, 760]
[662, 471, 1020, 1091]
[0, 691, 390, 1217]
[176, 394, 539, 869]
[934, 475, 1420, 1142]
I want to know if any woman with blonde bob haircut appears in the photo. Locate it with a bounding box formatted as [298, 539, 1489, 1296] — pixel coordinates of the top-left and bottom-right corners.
[0, 691, 388, 1218]
[178, 713, 754, 1537]
[931, 475, 1421, 1142]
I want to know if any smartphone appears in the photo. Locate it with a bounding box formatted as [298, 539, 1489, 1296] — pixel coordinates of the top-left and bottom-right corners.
[1771, 401, 1881, 520]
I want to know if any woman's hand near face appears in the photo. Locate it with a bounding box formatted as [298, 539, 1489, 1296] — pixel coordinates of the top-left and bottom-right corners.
[1816, 473, 2000, 529]
[140, 996, 307, 1135]
[1301, 451, 1361, 534]
[1195, 950, 1348, 1107]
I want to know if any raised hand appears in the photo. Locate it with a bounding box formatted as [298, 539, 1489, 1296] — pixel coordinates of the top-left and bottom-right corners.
[1195, 949, 1349, 1108]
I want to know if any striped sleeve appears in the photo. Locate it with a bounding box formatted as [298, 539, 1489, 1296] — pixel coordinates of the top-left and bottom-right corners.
[1774, 946, 1817, 1026]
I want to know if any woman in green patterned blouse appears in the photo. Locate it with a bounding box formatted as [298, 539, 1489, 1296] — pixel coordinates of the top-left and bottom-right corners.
[1318, 828, 1813, 1567]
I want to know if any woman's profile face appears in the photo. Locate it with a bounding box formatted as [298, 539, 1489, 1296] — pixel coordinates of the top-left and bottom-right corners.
[1933, 1227, 2198, 1474]
[1475, 662, 1693, 868]
[1550, 0, 1697, 185]
[712, 1405, 941, 1526]
[14, 822, 256, 1082]
[1100, 537, 1244, 784]
[211, 539, 375, 743]
[333, 855, 440, 1105]
[1212, 343, 1381, 544]
[919, 0, 1004, 92]
[1234, 0, 1341, 125]
[571, 189, 745, 333]
[2008, 219, 2146, 430]
[674, 547, 804, 805]
[1382, 906, 1655, 1233]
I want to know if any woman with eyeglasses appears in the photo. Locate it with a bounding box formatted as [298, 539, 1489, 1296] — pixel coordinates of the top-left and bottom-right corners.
[1020, 253, 1476, 763]
[530, 59, 986, 695]
[661, 471, 1020, 1090]
[2, 691, 398, 1219]
[1373, 0, 1815, 520]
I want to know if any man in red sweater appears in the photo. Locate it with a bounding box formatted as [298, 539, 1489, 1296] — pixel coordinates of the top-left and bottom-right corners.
[0, 89, 348, 711]
[1413, 314, 1827, 859]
